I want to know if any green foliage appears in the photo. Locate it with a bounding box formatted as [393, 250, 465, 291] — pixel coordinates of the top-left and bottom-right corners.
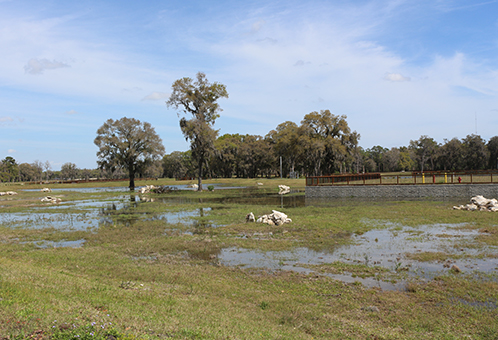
[94, 117, 165, 190]
[167, 72, 228, 190]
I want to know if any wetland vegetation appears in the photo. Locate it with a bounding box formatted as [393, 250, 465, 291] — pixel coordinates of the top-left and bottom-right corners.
[1, 178, 497, 339]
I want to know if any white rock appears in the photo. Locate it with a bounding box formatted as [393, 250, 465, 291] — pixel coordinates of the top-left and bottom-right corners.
[256, 210, 292, 226]
[41, 188, 52, 192]
[278, 185, 290, 195]
[41, 196, 61, 204]
[139, 185, 157, 194]
[458, 196, 498, 212]
[246, 212, 255, 222]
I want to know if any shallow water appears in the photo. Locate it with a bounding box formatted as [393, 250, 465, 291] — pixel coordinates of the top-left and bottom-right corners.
[218, 223, 498, 290]
[2, 190, 496, 291]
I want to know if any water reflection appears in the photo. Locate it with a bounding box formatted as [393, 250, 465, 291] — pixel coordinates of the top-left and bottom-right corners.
[218, 223, 498, 290]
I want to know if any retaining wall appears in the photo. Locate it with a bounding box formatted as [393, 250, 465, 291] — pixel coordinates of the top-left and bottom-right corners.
[305, 184, 498, 199]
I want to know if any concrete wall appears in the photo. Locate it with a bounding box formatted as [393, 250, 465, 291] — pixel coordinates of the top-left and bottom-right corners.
[306, 184, 498, 199]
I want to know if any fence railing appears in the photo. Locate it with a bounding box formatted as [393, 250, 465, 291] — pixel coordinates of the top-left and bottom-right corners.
[306, 171, 498, 186]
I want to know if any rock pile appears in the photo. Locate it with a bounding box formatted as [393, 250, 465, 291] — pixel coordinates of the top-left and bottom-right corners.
[0, 191, 17, 196]
[41, 196, 61, 204]
[278, 185, 290, 195]
[139, 185, 157, 194]
[453, 195, 498, 212]
[256, 210, 292, 226]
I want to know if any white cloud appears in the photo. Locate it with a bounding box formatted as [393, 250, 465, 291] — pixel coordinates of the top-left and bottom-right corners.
[24, 58, 70, 74]
[142, 92, 170, 101]
[384, 72, 411, 82]
[0, 116, 14, 123]
[251, 19, 266, 33]
[7, 149, 16, 153]
[65, 110, 80, 115]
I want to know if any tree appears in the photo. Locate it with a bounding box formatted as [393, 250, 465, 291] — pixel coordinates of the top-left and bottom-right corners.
[212, 134, 241, 178]
[61, 162, 78, 180]
[365, 146, 388, 172]
[44, 161, 52, 181]
[166, 72, 228, 191]
[32, 160, 44, 182]
[94, 117, 165, 190]
[487, 136, 498, 169]
[436, 138, 463, 170]
[383, 147, 401, 172]
[1, 156, 19, 182]
[409, 135, 438, 172]
[461, 134, 488, 170]
[19, 163, 37, 182]
[298, 110, 357, 176]
[163, 151, 193, 179]
[267, 121, 301, 178]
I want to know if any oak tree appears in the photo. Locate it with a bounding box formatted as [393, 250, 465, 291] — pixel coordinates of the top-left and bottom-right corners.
[166, 72, 228, 191]
[94, 117, 165, 190]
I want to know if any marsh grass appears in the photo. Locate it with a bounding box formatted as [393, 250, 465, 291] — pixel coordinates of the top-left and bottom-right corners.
[1, 181, 498, 338]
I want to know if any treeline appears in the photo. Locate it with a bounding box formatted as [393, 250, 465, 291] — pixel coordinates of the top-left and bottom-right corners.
[0, 159, 162, 183]
[163, 110, 360, 179]
[2, 110, 498, 183]
[163, 111, 498, 179]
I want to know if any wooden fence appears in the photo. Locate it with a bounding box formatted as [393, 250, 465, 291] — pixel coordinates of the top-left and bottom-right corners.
[306, 171, 498, 186]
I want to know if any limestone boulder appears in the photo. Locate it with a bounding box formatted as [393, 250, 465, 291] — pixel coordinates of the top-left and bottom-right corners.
[453, 196, 498, 212]
[278, 185, 290, 195]
[246, 212, 255, 222]
[139, 185, 157, 194]
[256, 210, 292, 226]
[41, 196, 61, 204]
[0, 191, 17, 196]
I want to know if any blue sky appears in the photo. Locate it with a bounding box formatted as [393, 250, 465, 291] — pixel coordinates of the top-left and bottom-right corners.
[1, 0, 497, 170]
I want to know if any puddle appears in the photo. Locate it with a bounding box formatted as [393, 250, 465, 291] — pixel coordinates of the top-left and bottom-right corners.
[0, 212, 103, 230]
[22, 183, 245, 194]
[23, 187, 129, 193]
[0, 195, 138, 230]
[26, 239, 86, 248]
[151, 208, 212, 225]
[218, 223, 498, 290]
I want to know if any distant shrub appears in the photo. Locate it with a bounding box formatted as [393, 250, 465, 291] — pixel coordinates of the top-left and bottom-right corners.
[207, 185, 214, 191]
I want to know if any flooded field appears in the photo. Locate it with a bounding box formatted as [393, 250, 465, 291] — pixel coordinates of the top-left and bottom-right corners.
[1, 187, 496, 291]
[219, 222, 498, 290]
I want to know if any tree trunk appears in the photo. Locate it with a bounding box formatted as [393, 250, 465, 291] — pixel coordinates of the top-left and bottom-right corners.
[197, 156, 203, 191]
[129, 163, 135, 191]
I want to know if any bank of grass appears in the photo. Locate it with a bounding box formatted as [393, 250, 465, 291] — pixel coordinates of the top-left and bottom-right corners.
[1, 182, 498, 339]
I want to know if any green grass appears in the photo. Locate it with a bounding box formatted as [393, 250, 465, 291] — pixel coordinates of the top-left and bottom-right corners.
[0, 180, 497, 339]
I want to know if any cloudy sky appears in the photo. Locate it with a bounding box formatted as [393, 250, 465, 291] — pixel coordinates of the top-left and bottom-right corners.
[1, 0, 497, 170]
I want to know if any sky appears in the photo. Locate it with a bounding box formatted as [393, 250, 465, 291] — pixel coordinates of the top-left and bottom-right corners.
[1, 0, 498, 170]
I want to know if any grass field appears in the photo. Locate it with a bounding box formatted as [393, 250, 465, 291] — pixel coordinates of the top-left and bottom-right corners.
[0, 179, 497, 339]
